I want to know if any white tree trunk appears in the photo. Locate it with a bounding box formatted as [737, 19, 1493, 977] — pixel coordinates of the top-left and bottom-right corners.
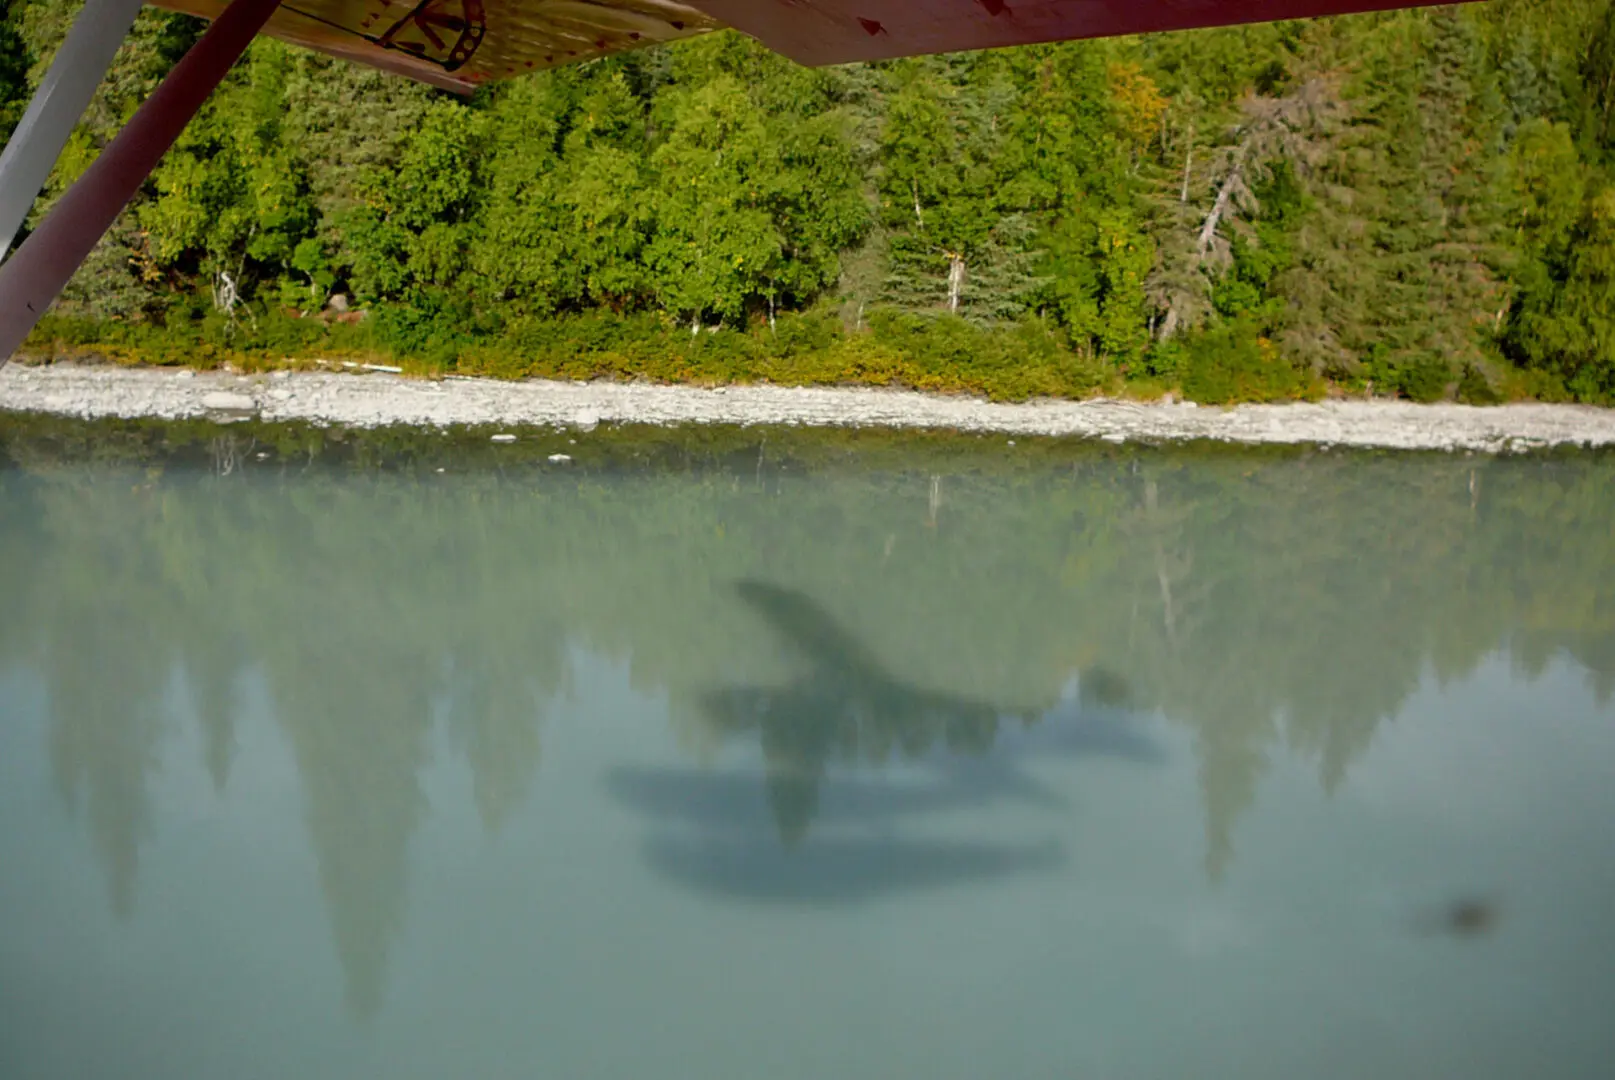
[1180, 140, 1194, 204]
[214, 271, 240, 315]
[1197, 172, 1239, 256]
[946, 254, 966, 314]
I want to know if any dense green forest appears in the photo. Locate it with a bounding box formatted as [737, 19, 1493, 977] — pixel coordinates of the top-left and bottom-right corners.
[2, 0, 1614, 402]
[3, 420, 1613, 1012]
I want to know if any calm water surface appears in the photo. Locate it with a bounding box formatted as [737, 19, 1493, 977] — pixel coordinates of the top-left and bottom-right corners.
[1, 422, 1613, 1079]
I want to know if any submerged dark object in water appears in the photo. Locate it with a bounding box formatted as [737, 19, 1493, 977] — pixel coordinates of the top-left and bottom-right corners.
[1416, 897, 1502, 939]
[1446, 898, 1501, 936]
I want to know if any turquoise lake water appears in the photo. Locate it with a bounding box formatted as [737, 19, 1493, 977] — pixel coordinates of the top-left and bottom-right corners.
[1, 422, 1612, 1079]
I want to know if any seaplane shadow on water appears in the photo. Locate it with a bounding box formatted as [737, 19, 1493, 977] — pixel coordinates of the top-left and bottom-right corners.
[609, 580, 1164, 905]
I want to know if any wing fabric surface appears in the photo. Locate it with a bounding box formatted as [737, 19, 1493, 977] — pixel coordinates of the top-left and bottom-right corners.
[682, 0, 1454, 67]
[149, 0, 1456, 91]
[148, 0, 719, 92]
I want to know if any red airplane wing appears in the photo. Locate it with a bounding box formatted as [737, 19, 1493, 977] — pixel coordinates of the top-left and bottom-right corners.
[148, 0, 721, 92]
[148, 0, 1459, 91]
[686, 0, 1458, 67]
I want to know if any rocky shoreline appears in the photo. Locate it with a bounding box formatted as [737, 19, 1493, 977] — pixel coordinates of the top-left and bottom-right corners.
[4, 361, 1614, 452]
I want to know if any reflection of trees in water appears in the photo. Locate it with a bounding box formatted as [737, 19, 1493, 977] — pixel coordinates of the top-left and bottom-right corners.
[237, 476, 567, 1019]
[439, 506, 569, 834]
[46, 614, 165, 919]
[269, 647, 434, 1020]
[185, 631, 243, 795]
[36, 476, 174, 918]
[1097, 453, 1615, 881]
[0, 470, 38, 667]
[3, 430, 1613, 1011]
[3, 462, 568, 1020]
[445, 649, 550, 834]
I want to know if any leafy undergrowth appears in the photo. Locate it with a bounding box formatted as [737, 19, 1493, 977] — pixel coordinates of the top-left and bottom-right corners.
[21, 306, 1551, 406]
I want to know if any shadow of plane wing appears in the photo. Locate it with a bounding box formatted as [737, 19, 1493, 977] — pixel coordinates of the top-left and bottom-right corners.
[735, 580, 888, 684]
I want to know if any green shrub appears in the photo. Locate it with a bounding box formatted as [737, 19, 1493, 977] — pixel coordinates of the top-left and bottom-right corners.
[1397, 354, 1452, 403]
[1180, 319, 1306, 404]
[1456, 363, 1502, 405]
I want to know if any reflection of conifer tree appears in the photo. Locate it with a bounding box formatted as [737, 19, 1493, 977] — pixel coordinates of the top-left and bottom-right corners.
[756, 693, 844, 848]
[0, 474, 35, 668]
[37, 476, 173, 918]
[1481, 458, 1615, 705]
[1179, 643, 1284, 883]
[1196, 723, 1269, 884]
[183, 631, 242, 794]
[269, 646, 434, 1021]
[1120, 458, 1452, 877]
[1136, 477, 1204, 649]
[246, 476, 454, 1021]
[445, 650, 550, 835]
[701, 681, 848, 848]
[47, 634, 167, 918]
[1113, 468, 1276, 879]
[1571, 640, 1615, 706]
[1254, 463, 1458, 794]
[1289, 693, 1395, 797]
[153, 469, 259, 795]
[1561, 652, 1613, 702]
[439, 494, 577, 834]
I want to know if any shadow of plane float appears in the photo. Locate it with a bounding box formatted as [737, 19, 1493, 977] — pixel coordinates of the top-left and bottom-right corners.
[606, 761, 1064, 834]
[612, 766, 1070, 906]
[613, 581, 1162, 903]
[606, 697, 1160, 845]
[645, 835, 1068, 906]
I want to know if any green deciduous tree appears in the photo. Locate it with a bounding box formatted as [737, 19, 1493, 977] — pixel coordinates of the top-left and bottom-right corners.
[647, 75, 785, 329]
[1505, 124, 1615, 400]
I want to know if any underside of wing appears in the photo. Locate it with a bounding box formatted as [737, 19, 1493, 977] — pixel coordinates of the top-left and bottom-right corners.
[682, 0, 1454, 67]
[148, 0, 720, 92]
[147, 0, 1455, 92]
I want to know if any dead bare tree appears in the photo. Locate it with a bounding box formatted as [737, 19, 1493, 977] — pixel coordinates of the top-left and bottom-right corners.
[1148, 79, 1343, 342]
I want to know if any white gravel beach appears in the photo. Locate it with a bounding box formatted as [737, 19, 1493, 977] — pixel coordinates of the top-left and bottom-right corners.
[4, 361, 1614, 452]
